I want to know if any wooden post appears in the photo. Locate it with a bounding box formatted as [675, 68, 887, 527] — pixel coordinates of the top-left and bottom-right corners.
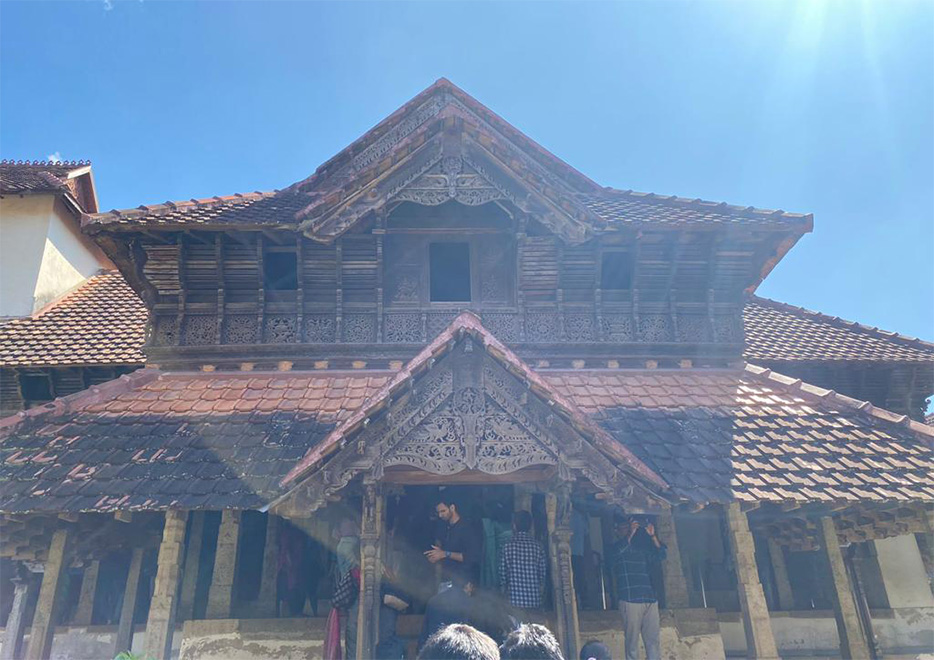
[819, 517, 871, 660]
[766, 539, 795, 611]
[356, 483, 383, 660]
[207, 509, 242, 619]
[1, 575, 34, 660]
[24, 528, 70, 660]
[723, 503, 779, 660]
[114, 548, 145, 656]
[72, 560, 100, 626]
[257, 513, 280, 617]
[547, 487, 580, 660]
[657, 509, 689, 609]
[178, 511, 206, 621]
[143, 510, 188, 660]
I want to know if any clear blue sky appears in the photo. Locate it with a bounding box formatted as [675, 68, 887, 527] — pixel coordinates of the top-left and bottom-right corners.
[2, 1, 931, 342]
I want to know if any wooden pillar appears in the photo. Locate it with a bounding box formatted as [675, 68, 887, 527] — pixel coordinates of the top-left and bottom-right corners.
[723, 503, 778, 660]
[657, 509, 689, 609]
[114, 548, 145, 656]
[72, 560, 100, 626]
[1, 574, 34, 660]
[547, 486, 580, 660]
[819, 517, 871, 660]
[257, 513, 279, 617]
[143, 510, 188, 660]
[178, 511, 206, 621]
[766, 539, 795, 611]
[24, 528, 70, 660]
[206, 510, 241, 619]
[356, 483, 383, 660]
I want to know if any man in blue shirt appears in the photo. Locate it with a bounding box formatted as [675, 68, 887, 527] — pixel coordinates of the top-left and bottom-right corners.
[611, 515, 667, 660]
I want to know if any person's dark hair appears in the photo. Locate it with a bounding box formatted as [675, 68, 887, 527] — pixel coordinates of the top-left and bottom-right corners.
[437, 495, 459, 512]
[499, 624, 564, 660]
[418, 624, 499, 660]
[580, 640, 611, 660]
[512, 510, 533, 534]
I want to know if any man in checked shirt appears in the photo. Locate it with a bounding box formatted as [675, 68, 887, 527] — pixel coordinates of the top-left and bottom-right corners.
[498, 510, 547, 623]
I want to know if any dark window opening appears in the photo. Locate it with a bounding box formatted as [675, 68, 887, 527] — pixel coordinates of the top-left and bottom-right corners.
[19, 374, 52, 402]
[430, 243, 471, 302]
[601, 252, 633, 290]
[264, 251, 298, 290]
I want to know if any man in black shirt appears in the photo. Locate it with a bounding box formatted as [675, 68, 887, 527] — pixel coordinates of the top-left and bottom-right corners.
[419, 496, 483, 648]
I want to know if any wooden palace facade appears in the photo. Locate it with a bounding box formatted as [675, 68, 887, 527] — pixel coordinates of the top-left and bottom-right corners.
[0, 80, 932, 660]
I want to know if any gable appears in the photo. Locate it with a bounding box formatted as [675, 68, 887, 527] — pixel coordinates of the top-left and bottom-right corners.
[289, 80, 603, 244]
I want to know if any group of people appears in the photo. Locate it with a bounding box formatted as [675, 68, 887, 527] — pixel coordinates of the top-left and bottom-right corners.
[418, 622, 613, 660]
[325, 493, 669, 660]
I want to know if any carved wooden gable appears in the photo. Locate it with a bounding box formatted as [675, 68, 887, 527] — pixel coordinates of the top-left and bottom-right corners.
[273, 336, 666, 516]
[291, 81, 603, 245]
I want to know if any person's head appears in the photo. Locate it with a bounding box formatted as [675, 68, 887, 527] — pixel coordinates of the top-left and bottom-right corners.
[512, 510, 533, 534]
[418, 624, 499, 660]
[436, 496, 460, 524]
[499, 624, 564, 660]
[580, 640, 611, 660]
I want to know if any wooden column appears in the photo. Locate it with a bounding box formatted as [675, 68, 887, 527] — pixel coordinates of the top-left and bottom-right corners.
[257, 513, 280, 617]
[24, 528, 70, 660]
[547, 486, 580, 660]
[1, 575, 34, 660]
[72, 560, 100, 626]
[766, 539, 794, 611]
[657, 509, 689, 609]
[356, 483, 383, 660]
[114, 548, 145, 656]
[206, 510, 242, 619]
[723, 503, 778, 660]
[178, 511, 206, 621]
[143, 510, 188, 660]
[819, 517, 871, 660]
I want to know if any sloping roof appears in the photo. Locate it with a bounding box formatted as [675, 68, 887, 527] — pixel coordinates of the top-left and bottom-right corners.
[0, 271, 146, 367]
[549, 365, 934, 505]
[0, 369, 390, 513]
[0, 160, 90, 195]
[744, 296, 934, 363]
[280, 311, 666, 490]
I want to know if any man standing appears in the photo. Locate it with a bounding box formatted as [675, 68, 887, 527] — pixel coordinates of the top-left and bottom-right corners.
[612, 515, 667, 660]
[498, 511, 546, 620]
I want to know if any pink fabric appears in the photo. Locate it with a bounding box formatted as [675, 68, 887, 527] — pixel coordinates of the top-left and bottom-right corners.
[324, 607, 342, 660]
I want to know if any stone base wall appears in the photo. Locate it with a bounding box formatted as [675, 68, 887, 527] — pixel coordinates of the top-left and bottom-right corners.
[579, 608, 726, 660]
[177, 618, 326, 660]
[0, 624, 181, 660]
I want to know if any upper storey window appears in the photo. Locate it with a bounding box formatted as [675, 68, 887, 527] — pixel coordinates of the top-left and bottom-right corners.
[264, 251, 298, 290]
[430, 242, 471, 302]
[600, 251, 633, 290]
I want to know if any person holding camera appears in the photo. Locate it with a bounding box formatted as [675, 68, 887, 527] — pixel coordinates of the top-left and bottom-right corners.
[611, 514, 667, 660]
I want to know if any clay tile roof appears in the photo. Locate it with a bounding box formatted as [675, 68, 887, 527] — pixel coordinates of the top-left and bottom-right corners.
[0, 369, 389, 513]
[0, 159, 91, 195]
[0, 271, 146, 367]
[583, 189, 813, 229]
[744, 296, 934, 363]
[81, 191, 309, 231]
[545, 365, 934, 505]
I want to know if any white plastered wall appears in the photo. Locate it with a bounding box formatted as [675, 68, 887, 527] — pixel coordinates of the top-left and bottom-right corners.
[874, 534, 934, 609]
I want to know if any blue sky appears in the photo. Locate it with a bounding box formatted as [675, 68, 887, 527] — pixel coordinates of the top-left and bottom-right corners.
[2, 0, 931, 342]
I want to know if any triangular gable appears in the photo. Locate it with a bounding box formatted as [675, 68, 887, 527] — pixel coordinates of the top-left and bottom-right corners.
[273, 312, 667, 516]
[288, 79, 604, 244]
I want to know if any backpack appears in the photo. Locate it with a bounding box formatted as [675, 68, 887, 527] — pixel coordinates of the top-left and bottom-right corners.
[332, 567, 360, 610]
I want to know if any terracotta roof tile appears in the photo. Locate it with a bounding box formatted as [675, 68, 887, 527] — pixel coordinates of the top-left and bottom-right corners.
[744, 296, 934, 363]
[0, 271, 146, 367]
[0, 160, 90, 195]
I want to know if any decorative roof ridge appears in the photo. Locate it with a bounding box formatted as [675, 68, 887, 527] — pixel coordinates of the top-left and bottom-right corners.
[743, 363, 934, 441]
[0, 159, 91, 168]
[279, 311, 667, 490]
[18, 269, 118, 321]
[747, 295, 934, 355]
[81, 190, 280, 227]
[0, 368, 162, 433]
[594, 187, 814, 224]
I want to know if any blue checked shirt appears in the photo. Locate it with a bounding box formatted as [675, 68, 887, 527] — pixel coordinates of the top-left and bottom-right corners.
[499, 532, 547, 609]
[612, 531, 667, 604]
